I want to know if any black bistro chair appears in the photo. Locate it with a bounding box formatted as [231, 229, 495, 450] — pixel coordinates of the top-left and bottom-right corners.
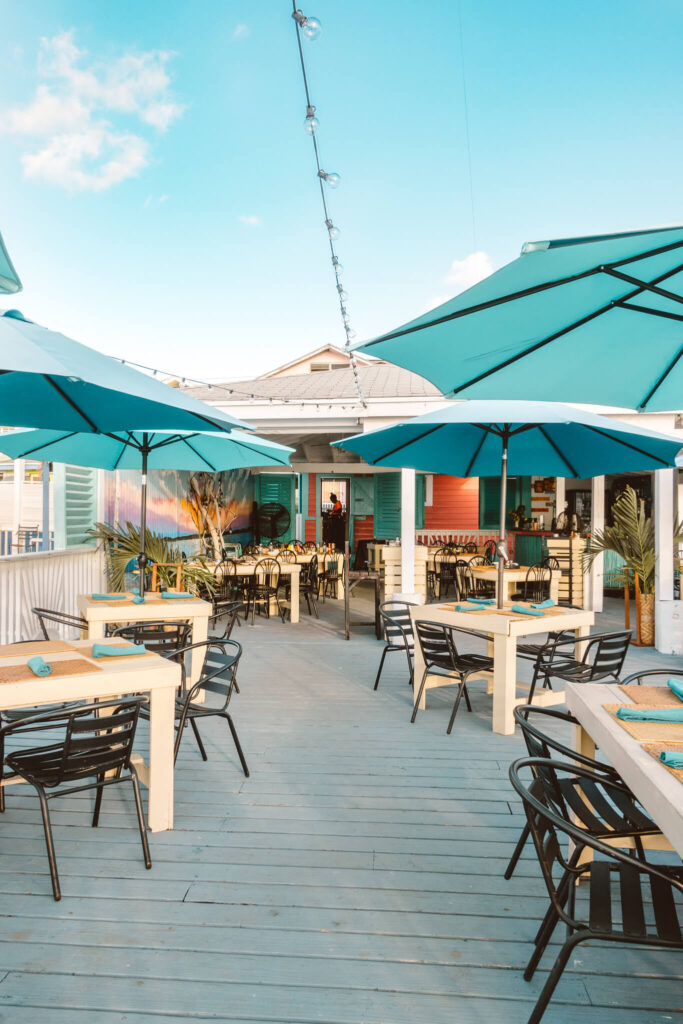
[172, 639, 248, 776]
[512, 562, 552, 603]
[243, 558, 282, 624]
[374, 601, 414, 691]
[411, 621, 493, 733]
[483, 539, 497, 562]
[526, 629, 631, 705]
[111, 620, 192, 658]
[433, 548, 458, 599]
[320, 555, 342, 601]
[0, 698, 151, 900]
[509, 757, 683, 1024]
[504, 705, 662, 880]
[33, 607, 88, 641]
[299, 555, 320, 618]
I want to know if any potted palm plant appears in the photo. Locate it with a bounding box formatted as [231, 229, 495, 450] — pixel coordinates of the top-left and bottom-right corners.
[583, 486, 681, 646]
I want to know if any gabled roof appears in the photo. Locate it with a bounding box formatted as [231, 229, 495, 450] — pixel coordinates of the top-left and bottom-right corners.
[183, 362, 440, 404]
[257, 343, 371, 379]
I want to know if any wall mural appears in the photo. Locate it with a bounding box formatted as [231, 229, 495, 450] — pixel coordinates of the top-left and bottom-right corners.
[103, 469, 254, 554]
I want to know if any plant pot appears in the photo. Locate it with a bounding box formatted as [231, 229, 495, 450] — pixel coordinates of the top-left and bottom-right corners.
[638, 592, 655, 647]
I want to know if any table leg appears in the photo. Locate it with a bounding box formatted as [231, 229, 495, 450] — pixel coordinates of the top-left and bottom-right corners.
[188, 614, 209, 686]
[88, 621, 105, 640]
[412, 621, 427, 709]
[146, 685, 175, 832]
[492, 633, 517, 735]
[574, 623, 591, 660]
[550, 577, 560, 603]
[290, 571, 300, 624]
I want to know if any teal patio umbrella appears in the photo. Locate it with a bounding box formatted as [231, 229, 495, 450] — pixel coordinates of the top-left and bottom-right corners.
[0, 233, 21, 294]
[0, 428, 294, 596]
[0, 309, 251, 433]
[332, 400, 683, 607]
[356, 226, 683, 412]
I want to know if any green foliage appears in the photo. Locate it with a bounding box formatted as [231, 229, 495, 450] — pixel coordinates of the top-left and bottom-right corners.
[583, 485, 682, 595]
[87, 521, 216, 598]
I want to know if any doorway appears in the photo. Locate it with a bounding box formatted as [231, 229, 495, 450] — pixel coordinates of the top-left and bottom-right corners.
[320, 477, 349, 550]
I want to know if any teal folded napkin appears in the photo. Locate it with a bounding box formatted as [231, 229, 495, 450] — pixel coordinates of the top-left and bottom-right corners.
[132, 595, 145, 604]
[454, 603, 482, 612]
[93, 643, 146, 658]
[467, 598, 495, 606]
[660, 750, 683, 769]
[28, 656, 52, 677]
[160, 591, 193, 599]
[617, 706, 683, 723]
[667, 679, 683, 702]
[91, 593, 126, 601]
[510, 604, 544, 616]
[531, 599, 555, 609]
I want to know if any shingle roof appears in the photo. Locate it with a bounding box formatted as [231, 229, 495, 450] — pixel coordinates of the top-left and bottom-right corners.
[183, 362, 439, 403]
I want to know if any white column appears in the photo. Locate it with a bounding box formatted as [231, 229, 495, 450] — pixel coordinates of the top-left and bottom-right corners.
[41, 462, 50, 551]
[12, 459, 24, 551]
[555, 477, 566, 521]
[654, 468, 681, 652]
[588, 476, 604, 613]
[398, 467, 417, 601]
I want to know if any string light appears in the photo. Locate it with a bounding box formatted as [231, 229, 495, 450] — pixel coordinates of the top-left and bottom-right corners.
[291, 3, 366, 408]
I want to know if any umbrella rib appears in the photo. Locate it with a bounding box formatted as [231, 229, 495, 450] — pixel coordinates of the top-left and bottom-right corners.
[43, 376, 98, 431]
[8, 431, 78, 459]
[639, 347, 683, 409]
[464, 429, 489, 476]
[225, 438, 292, 468]
[367, 423, 447, 463]
[536, 426, 579, 478]
[603, 266, 683, 306]
[581, 424, 676, 466]
[180, 437, 218, 472]
[616, 302, 683, 323]
[362, 237, 683, 350]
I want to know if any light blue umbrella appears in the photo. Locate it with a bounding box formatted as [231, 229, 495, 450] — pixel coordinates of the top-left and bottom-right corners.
[0, 428, 294, 596]
[332, 399, 683, 607]
[0, 309, 251, 433]
[0, 233, 21, 294]
[356, 226, 683, 412]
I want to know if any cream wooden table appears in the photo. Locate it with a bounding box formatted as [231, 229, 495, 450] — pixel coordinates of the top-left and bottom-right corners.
[566, 682, 682, 856]
[470, 565, 561, 604]
[230, 562, 302, 622]
[411, 602, 594, 735]
[0, 637, 179, 832]
[77, 592, 211, 687]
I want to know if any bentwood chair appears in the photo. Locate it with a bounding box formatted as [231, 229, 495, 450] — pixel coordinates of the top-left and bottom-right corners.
[299, 556, 320, 618]
[526, 629, 631, 705]
[433, 548, 457, 599]
[411, 621, 493, 733]
[374, 601, 414, 690]
[172, 639, 248, 775]
[320, 556, 342, 601]
[0, 698, 151, 900]
[483, 539, 497, 562]
[504, 706, 662, 880]
[276, 549, 297, 563]
[509, 758, 683, 1024]
[512, 562, 552, 603]
[243, 558, 282, 624]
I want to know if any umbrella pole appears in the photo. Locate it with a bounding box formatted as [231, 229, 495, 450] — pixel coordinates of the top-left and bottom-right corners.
[497, 432, 509, 609]
[138, 438, 149, 599]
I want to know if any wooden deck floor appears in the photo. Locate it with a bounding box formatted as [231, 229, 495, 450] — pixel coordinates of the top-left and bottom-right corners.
[0, 598, 682, 1022]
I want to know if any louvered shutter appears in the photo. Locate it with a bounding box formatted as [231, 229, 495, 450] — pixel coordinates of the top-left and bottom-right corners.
[53, 465, 98, 547]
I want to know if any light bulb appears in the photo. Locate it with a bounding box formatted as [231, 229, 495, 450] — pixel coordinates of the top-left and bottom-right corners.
[332, 257, 343, 272]
[324, 171, 340, 188]
[304, 115, 319, 135]
[302, 16, 322, 40]
[346, 328, 357, 340]
[338, 288, 348, 301]
[325, 218, 340, 239]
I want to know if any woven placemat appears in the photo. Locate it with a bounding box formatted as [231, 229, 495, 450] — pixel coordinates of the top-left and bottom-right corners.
[88, 644, 156, 661]
[642, 741, 683, 784]
[0, 657, 102, 684]
[0, 640, 76, 657]
[604, 703, 683, 741]
[619, 684, 682, 707]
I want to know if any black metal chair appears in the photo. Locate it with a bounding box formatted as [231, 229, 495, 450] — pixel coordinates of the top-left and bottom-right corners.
[0, 698, 150, 900]
[464, 541, 478, 554]
[509, 757, 683, 1024]
[33, 607, 88, 641]
[620, 668, 683, 686]
[303, 542, 317, 554]
[243, 558, 282, 625]
[216, 557, 248, 609]
[320, 555, 341, 601]
[526, 629, 631, 705]
[433, 548, 458, 598]
[276, 549, 297, 563]
[504, 706, 662, 880]
[512, 562, 552, 603]
[209, 602, 243, 642]
[411, 621, 493, 733]
[299, 555, 319, 618]
[542, 555, 560, 571]
[374, 601, 414, 691]
[111, 620, 192, 658]
[172, 640, 248, 775]
[466, 555, 497, 599]
[483, 539, 497, 562]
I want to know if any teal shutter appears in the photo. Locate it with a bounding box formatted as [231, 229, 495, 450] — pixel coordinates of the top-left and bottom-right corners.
[479, 476, 532, 530]
[374, 473, 401, 539]
[415, 473, 425, 530]
[255, 474, 295, 542]
[53, 465, 98, 547]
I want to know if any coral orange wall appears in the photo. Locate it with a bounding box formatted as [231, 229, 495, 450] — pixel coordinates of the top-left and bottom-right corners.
[353, 515, 374, 541]
[424, 475, 479, 530]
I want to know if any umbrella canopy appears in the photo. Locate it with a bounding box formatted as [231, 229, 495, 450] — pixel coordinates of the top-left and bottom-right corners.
[332, 399, 683, 607]
[0, 233, 21, 294]
[0, 309, 251, 433]
[0, 427, 294, 596]
[356, 226, 683, 412]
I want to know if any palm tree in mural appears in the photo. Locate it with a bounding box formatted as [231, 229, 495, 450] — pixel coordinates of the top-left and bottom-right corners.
[181, 473, 240, 560]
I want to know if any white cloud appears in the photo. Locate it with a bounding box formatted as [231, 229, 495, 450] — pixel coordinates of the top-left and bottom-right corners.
[237, 215, 261, 227]
[427, 250, 493, 309]
[2, 30, 185, 191]
[232, 24, 250, 40]
[144, 193, 170, 208]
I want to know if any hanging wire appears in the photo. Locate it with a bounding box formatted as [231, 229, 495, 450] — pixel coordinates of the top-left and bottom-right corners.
[291, 5, 366, 407]
[457, 0, 477, 252]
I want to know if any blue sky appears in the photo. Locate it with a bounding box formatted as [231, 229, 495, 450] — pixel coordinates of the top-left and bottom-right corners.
[1, 0, 682, 380]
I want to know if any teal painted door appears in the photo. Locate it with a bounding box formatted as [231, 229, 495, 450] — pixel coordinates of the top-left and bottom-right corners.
[374, 473, 425, 538]
[479, 476, 531, 530]
[255, 474, 295, 542]
[351, 476, 373, 516]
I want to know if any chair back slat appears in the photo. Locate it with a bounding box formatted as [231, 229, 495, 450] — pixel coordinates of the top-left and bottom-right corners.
[414, 620, 456, 668]
[379, 602, 414, 648]
[588, 631, 631, 678]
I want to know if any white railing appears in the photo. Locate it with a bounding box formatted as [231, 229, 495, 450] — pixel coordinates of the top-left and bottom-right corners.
[0, 544, 106, 643]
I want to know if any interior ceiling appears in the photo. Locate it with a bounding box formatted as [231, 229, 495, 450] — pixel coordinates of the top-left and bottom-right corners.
[261, 432, 362, 465]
